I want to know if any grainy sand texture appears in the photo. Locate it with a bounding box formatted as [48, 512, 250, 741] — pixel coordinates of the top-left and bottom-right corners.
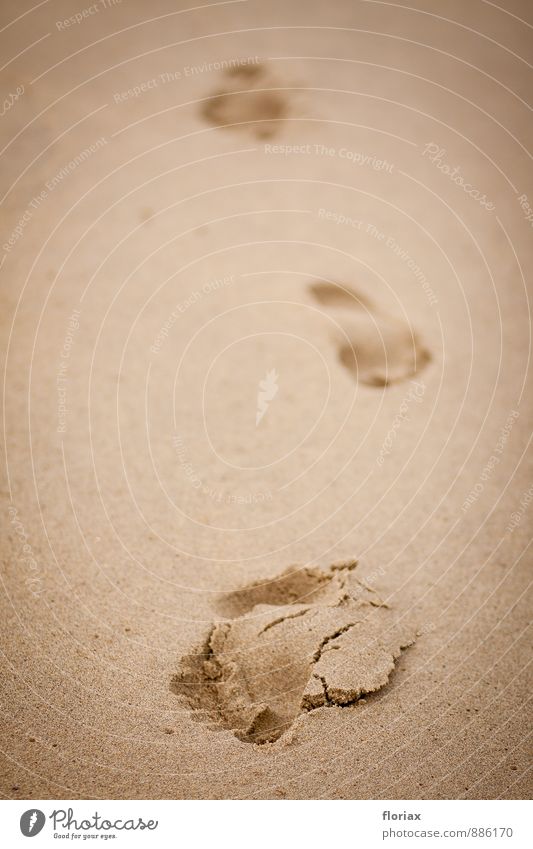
[1, 0, 532, 799]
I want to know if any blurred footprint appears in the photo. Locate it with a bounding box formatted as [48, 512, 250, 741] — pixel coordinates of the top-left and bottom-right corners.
[201, 63, 288, 139]
[310, 281, 430, 387]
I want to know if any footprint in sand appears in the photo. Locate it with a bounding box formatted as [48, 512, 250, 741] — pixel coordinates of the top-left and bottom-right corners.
[310, 282, 431, 387]
[201, 63, 288, 139]
[171, 561, 414, 744]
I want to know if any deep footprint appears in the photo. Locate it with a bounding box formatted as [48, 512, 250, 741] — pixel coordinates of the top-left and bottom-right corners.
[310, 281, 430, 387]
[201, 63, 288, 139]
[171, 561, 415, 744]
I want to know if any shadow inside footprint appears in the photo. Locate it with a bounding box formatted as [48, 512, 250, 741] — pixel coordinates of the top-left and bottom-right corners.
[214, 561, 354, 618]
[171, 561, 415, 744]
[201, 63, 288, 139]
[309, 282, 430, 387]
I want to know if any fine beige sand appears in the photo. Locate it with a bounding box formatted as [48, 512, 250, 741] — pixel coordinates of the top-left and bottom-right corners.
[1, 0, 532, 799]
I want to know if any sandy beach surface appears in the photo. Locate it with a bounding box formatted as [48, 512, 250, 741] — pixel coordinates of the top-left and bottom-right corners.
[1, 0, 532, 799]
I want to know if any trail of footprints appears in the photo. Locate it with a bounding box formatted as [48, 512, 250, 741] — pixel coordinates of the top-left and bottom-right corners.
[171, 561, 415, 744]
[176, 68, 428, 745]
[201, 64, 431, 387]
